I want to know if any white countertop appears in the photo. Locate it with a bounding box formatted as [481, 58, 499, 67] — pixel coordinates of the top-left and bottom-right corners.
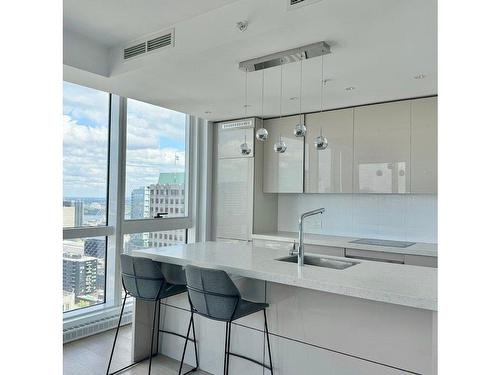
[252, 231, 438, 257]
[133, 241, 437, 311]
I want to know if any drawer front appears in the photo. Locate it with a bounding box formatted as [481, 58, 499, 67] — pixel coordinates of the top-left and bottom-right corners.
[345, 248, 405, 264]
[404, 254, 438, 268]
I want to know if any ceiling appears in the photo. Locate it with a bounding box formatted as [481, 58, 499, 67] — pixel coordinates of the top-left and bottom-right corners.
[63, 0, 437, 122]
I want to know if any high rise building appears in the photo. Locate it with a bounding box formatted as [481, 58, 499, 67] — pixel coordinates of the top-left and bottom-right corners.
[131, 187, 150, 219]
[74, 200, 84, 227]
[84, 238, 106, 258]
[63, 252, 98, 297]
[148, 172, 186, 247]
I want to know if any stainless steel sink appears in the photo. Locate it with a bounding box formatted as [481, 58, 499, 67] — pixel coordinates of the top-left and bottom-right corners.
[277, 255, 357, 270]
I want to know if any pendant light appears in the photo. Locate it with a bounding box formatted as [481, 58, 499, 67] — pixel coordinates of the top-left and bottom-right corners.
[274, 60, 287, 153]
[314, 54, 328, 150]
[294, 55, 306, 137]
[256, 70, 269, 141]
[240, 68, 252, 155]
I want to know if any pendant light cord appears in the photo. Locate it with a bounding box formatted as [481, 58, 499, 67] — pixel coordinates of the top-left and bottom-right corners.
[320, 54, 324, 113]
[299, 56, 303, 115]
[261, 70, 265, 126]
[244, 68, 248, 118]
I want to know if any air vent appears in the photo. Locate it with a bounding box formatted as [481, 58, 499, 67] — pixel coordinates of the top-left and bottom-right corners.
[124, 42, 146, 60]
[221, 120, 254, 130]
[147, 33, 172, 52]
[122, 28, 175, 61]
[288, 0, 321, 10]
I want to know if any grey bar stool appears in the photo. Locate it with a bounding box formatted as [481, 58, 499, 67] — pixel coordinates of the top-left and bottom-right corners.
[106, 255, 199, 375]
[179, 265, 274, 375]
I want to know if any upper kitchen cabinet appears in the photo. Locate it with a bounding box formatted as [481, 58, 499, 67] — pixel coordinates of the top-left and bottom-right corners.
[411, 97, 438, 193]
[304, 109, 354, 193]
[354, 101, 411, 193]
[263, 116, 304, 193]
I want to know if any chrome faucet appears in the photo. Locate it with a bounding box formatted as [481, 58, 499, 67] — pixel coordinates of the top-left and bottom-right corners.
[290, 208, 325, 266]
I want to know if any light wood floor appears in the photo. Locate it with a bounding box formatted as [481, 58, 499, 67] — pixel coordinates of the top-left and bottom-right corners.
[63, 325, 208, 375]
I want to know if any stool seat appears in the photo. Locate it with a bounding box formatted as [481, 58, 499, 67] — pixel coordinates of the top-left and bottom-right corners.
[232, 300, 268, 320]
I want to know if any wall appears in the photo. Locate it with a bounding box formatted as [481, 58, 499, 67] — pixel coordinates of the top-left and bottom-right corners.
[277, 194, 437, 243]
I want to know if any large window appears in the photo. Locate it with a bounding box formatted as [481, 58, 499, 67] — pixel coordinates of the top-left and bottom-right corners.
[62, 84, 194, 319]
[63, 82, 110, 313]
[63, 82, 109, 227]
[124, 99, 188, 220]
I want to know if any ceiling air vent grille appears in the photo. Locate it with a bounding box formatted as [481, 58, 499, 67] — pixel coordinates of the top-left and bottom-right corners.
[124, 42, 146, 60]
[147, 33, 172, 52]
[122, 28, 175, 61]
[290, 0, 306, 5]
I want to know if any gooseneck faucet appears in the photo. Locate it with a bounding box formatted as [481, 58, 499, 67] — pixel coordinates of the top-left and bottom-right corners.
[293, 208, 325, 266]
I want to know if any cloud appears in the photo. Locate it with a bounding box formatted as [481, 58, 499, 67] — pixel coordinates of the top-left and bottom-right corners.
[63, 83, 187, 199]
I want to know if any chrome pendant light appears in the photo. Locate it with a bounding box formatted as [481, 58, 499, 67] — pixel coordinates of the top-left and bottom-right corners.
[314, 128, 328, 150]
[256, 69, 269, 141]
[294, 56, 307, 137]
[274, 60, 287, 153]
[274, 134, 287, 153]
[240, 69, 252, 155]
[314, 55, 328, 150]
[240, 134, 252, 155]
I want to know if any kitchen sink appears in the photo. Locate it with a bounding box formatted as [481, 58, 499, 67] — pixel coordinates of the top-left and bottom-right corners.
[277, 255, 357, 270]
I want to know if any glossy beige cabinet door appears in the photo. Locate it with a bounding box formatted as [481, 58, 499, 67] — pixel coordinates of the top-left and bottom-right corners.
[411, 97, 437, 193]
[263, 116, 304, 193]
[354, 101, 411, 193]
[305, 109, 354, 193]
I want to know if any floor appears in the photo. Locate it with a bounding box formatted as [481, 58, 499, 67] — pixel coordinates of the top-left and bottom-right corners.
[63, 325, 208, 375]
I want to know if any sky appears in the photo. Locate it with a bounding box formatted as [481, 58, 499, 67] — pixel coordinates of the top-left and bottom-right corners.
[63, 81, 186, 199]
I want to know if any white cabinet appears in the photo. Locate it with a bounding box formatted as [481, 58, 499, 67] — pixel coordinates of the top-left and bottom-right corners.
[304, 109, 354, 193]
[263, 116, 304, 193]
[354, 101, 411, 193]
[411, 97, 438, 193]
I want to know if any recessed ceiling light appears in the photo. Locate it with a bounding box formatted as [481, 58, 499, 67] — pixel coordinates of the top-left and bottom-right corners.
[345, 86, 355, 91]
[289, 96, 299, 100]
[414, 73, 427, 79]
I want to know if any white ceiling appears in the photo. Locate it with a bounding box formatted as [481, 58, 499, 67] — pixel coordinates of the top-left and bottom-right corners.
[63, 0, 240, 47]
[63, 0, 437, 122]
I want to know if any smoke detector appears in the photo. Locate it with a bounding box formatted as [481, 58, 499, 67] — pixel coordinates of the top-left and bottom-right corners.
[236, 20, 249, 32]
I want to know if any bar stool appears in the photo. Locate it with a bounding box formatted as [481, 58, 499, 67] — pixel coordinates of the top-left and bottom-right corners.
[106, 255, 199, 375]
[179, 265, 274, 375]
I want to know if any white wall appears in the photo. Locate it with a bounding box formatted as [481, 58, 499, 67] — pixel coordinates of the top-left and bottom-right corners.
[277, 194, 437, 243]
[63, 29, 110, 77]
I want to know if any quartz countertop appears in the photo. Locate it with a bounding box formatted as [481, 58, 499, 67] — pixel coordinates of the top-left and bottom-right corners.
[133, 241, 437, 311]
[252, 231, 438, 257]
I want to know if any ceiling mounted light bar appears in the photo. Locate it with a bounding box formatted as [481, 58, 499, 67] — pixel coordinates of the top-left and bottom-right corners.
[239, 41, 331, 72]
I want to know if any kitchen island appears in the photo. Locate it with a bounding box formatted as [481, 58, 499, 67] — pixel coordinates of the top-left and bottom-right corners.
[132, 241, 437, 375]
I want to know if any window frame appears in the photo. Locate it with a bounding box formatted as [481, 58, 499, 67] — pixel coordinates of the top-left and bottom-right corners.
[62, 88, 112, 315]
[63, 91, 198, 322]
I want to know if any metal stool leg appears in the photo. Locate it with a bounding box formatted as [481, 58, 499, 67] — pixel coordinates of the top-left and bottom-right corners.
[189, 310, 199, 371]
[148, 299, 159, 375]
[223, 322, 229, 375]
[264, 309, 274, 375]
[177, 312, 193, 375]
[225, 322, 232, 375]
[106, 294, 127, 375]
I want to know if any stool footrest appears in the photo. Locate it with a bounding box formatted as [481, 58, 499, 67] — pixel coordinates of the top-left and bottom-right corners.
[159, 329, 195, 343]
[226, 351, 272, 371]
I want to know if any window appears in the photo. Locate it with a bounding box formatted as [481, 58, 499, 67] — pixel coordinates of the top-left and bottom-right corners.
[63, 82, 109, 227]
[124, 99, 188, 220]
[63, 237, 106, 313]
[63, 82, 110, 314]
[123, 230, 187, 254]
